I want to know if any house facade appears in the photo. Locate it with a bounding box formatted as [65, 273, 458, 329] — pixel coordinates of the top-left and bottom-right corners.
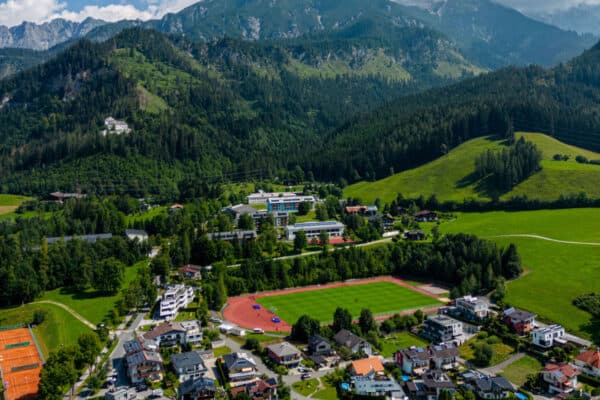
[266, 196, 316, 212]
[178, 377, 216, 400]
[221, 352, 258, 386]
[171, 352, 207, 383]
[455, 296, 490, 321]
[574, 349, 600, 378]
[124, 339, 163, 384]
[266, 342, 301, 367]
[284, 221, 345, 241]
[421, 315, 463, 344]
[502, 308, 536, 335]
[308, 335, 332, 356]
[531, 325, 566, 348]
[333, 329, 372, 356]
[541, 363, 580, 394]
[144, 322, 187, 347]
[396, 344, 459, 376]
[229, 378, 278, 400]
[159, 284, 195, 320]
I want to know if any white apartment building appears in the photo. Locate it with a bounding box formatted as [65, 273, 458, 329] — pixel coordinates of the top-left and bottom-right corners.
[159, 284, 194, 320]
[531, 324, 566, 348]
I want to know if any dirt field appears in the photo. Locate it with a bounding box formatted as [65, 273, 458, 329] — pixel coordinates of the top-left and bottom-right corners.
[223, 276, 445, 332]
[0, 327, 43, 400]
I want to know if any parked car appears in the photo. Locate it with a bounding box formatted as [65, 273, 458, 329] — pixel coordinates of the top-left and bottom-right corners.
[150, 389, 163, 398]
[252, 328, 264, 334]
[301, 373, 312, 380]
[136, 383, 148, 392]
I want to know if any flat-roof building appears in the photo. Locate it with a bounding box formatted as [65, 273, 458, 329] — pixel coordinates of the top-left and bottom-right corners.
[284, 221, 344, 240]
[247, 191, 298, 204]
[159, 285, 194, 320]
[267, 196, 316, 212]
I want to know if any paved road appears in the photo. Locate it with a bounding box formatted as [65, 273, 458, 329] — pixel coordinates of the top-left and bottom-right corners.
[32, 300, 97, 330]
[490, 234, 600, 246]
[226, 237, 394, 268]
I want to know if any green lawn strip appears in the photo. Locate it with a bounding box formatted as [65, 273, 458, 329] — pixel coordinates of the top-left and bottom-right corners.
[256, 282, 441, 324]
[213, 346, 231, 357]
[499, 355, 543, 387]
[379, 331, 429, 358]
[40, 260, 146, 325]
[0, 303, 91, 358]
[292, 378, 320, 397]
[125, 206, 168, 224]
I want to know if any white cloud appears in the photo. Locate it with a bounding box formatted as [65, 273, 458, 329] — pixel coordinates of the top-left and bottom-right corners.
[495, 0, 600, 13]
[0, 0, 201, 27]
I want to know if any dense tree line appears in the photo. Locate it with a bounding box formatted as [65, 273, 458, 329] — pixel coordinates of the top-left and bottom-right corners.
[475, 137, 542, 191]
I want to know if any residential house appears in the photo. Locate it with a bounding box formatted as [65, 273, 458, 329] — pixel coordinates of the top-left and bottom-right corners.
[171, 352, 208, 382]
[541, 363, 580, 394]
[422, 370, 455, 400]
[179, 265, 203, 280]
[350, 357, 385, 377]
[102, 117, 131, 136]
[414, 211, 438, 222]
[574, 349, 600, 378]
[421, 315, 463, 344]
[247, 191, 297, 205]
[345, 205, 378, 216]
[430, 344, 460, 371]
[470, 376, 514, 399]
[144, 322, 187, 347]
[221, 352, 258, 386]
[334, 329, 372, 356]
[455, 296, 490, 321]
[353, 373, 405, 399]
[159, 284, 195, 320]
[178, 377, 216, 400]
[266, 342, 302, 368]
[266, 196, 316, 212]
[284, 221, 344, 241]
[502, 308, 536, 335]
[123, 338, 163, 384]
[531, 325, 566, 348]
[105, 387, 136, 400]
[405, 230, 426, 241]
[125, 229, 149, 242]
[229, 378, 278, 400]
[396, 347, 430, 376]
[308, 335, 332, 356]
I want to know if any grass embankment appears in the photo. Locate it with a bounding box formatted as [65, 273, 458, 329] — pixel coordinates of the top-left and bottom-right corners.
[39, 260, 146, 325]
[0, 303, 91, 358]
[500, 356, 543, 387]
[344, 132, 600, 204]
[441, 209, 600, 339]
[256, 281, 441, 324]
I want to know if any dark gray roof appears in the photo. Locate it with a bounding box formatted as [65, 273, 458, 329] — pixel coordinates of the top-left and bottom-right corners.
[222, 352, 256, 370]
[423, 370, 455, 390]
[178, 377, 215, 396]
[171, 351, 205, 371]
[309, 335, 330, 347]
[475, 377, 514, 392]
[430, 344, 459, 359]
[334, 329, 364, 349]
[400, 347, 429, 362]
[503, 307, 536, 321]
[266, 342, 301, 357]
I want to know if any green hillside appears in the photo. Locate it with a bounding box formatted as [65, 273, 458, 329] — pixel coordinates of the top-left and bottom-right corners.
[344, 132, 600, 204]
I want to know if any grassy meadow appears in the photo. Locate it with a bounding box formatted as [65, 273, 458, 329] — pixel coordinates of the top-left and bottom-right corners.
[0, 194, 33, 215]
[344, 133, 600, 204]
[256, 282, 441, 324]
[500, 355, 543, 387]
[441, 209, 600, 339]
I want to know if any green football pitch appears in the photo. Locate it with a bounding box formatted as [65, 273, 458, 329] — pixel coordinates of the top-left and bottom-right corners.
[255, 281, 442, 324]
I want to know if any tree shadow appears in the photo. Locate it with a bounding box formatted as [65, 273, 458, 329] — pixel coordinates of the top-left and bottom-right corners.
[57, 287, 110, 300]
[580, 317, 600, 345]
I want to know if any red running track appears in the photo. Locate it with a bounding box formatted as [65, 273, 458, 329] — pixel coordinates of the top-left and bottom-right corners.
[222, 276, 446, 332]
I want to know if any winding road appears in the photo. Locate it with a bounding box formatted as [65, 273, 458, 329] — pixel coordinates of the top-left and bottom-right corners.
[488, 234, 600, 246]
[32, 300, 97, 330]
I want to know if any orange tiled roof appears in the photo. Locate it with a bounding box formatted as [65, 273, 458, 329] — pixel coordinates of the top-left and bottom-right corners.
[576, 349, 600, 369]
[351, 357, 384, 376]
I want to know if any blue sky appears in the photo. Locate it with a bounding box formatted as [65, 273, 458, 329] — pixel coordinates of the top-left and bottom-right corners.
[1, 0, 600, 27]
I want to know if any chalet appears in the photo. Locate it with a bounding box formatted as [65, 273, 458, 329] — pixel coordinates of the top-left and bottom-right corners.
[421, 315, 463, 344]
[405, 230, 426, 241]
[178, 377, 216, 400]
[531, 325, 566, 348]
[502, 308, 536, 335]
[470, 376, 514, 399]
[308, 334, 332, 356]
[170, 204, 185, 212]
[179, 265, 203, 280]
[350, 357, 385, 377]
[541, 363, 580, 394]
[266, 342, 301, 368]
[414, 210, 438, 222]
[171, 351, 207, 382]
[221, 352, 258, 386]
[144, 320, 202, 346]
[455, 295, 490, 321]
[123, 338, 163, 384]
[574, 349, 600, 378]
[229, 378, 278, 400]
[334, 329, 372, 356]
[125, 229, 149, 242]
[396, 347, 430, 376]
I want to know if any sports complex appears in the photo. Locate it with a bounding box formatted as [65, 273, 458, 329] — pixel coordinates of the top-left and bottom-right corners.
[223, 276, 446, 332]
[0, 325, 44, 400]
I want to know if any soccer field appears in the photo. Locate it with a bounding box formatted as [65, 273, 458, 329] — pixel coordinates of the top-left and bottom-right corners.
[255, 281, 442, 324]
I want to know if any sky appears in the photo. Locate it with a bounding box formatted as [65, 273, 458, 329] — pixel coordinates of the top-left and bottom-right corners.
[2, 0, 600, 27]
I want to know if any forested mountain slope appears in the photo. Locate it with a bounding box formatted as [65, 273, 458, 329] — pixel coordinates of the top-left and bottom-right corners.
[0, 26, 477, 195]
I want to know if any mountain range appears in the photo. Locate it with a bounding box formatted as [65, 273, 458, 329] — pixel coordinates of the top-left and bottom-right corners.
[528, 4, 600, 36]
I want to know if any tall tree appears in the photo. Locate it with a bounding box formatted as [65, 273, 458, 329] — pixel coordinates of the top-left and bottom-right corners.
[358, 308, 376, 334]
[332, 307, 352, 333]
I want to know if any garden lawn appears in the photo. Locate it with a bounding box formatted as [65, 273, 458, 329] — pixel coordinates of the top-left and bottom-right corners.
[292, 378, 320, 397]
[441, 210, 600, 339]
[500, 356, 543, 387]
[379, 331, 429, 357]
[39, 260, 146, 325]
[460, 335, 515, 367]
[0, 303, 91, 358]
[256, 282, 441, 324]
[213, 346, 231, 357]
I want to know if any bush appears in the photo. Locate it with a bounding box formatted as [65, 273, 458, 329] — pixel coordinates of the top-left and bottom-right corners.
[32, 309, 46, 325]
[244, 338, 260, 352]
[576, 155, 589, 164]
[473, 343, 494, 366]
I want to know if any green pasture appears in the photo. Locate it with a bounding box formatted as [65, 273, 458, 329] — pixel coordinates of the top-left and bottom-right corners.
[256, 282, 441, 325]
